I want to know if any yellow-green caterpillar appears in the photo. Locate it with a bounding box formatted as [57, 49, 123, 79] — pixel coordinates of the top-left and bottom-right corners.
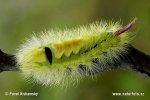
[16, 19, 136, 86]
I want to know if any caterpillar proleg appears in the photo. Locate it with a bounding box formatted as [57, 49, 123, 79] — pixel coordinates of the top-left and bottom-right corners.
[16, 18, 138, 86]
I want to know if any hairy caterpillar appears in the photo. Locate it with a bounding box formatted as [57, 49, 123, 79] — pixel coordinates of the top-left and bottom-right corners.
[16, 18, 137, 86]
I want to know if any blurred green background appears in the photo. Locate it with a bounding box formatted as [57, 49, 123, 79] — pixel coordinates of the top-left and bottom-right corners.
[0, 0, 150, 100]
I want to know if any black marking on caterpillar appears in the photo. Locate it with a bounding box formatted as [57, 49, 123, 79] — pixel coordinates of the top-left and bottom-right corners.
[65, 67, 72, 75]
[45, 47, 53, 64]
[81, 43, 98, 54]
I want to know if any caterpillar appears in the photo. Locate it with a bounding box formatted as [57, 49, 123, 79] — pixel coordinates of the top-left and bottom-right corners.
[16, 18, 137, 86]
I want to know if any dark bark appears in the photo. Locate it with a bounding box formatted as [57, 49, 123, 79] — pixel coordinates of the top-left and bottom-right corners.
[121, 46, 150, 76]
[0, 46, 150, 77]
[0, 49, 19, 72]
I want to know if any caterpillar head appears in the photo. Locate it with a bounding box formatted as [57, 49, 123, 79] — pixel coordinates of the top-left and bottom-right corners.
[16, 18, 137, 86]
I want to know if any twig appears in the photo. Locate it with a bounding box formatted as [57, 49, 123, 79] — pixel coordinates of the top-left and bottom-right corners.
[121, 46, 150, 76]
[0, 49, 19, 72]
[0, 18, 150, 78]
[0, 47, 150, 77]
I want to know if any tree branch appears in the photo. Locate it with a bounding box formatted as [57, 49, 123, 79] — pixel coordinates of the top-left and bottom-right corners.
[121, 46, 150, 76]
[0, 49, 19, 72]
[1, 18, 150, 78]
[0, 46, 150, 77]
